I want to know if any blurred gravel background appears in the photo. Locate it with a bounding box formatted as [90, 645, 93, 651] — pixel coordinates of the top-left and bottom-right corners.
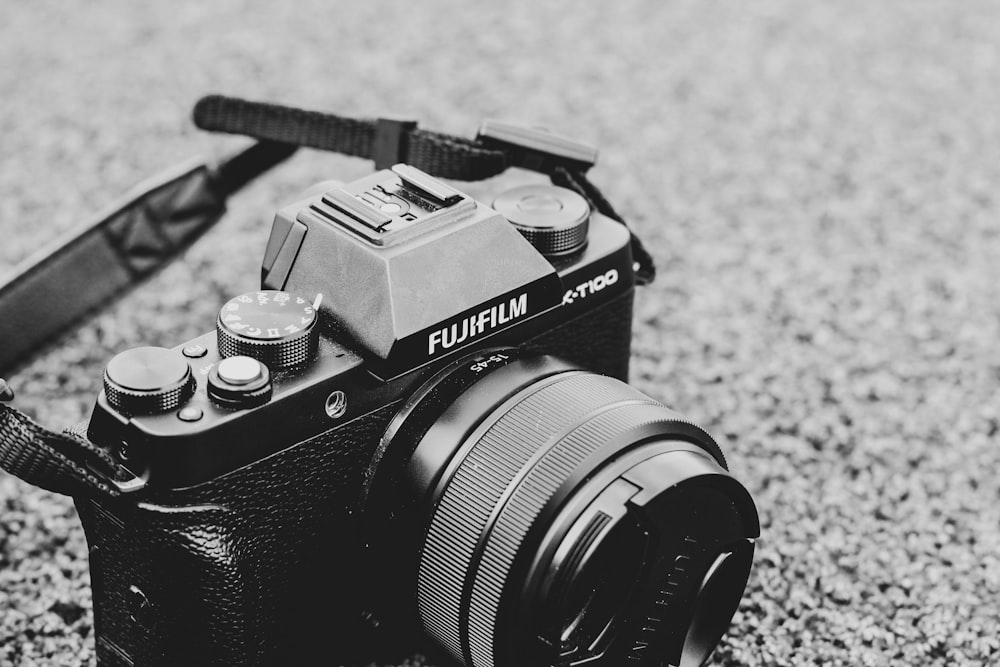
[2, 1, 999, 665]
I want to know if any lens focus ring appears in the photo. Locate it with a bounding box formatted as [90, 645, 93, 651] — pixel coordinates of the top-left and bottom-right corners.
[417, 372, 693, 667]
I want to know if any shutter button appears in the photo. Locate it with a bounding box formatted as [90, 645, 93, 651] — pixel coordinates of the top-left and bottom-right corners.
[208, 356, 272, 409]
[218, 357, 263, 385]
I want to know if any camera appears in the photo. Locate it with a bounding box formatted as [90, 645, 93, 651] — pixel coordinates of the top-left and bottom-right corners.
[79, 163, 760, 666]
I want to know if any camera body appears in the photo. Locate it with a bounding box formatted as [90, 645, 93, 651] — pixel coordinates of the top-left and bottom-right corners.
[79, 165, 649, 665]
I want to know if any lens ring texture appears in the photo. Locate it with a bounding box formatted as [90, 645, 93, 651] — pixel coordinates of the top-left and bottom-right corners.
[416, 372, 715, 667]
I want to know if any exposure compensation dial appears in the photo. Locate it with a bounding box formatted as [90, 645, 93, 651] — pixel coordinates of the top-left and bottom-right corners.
[216, 291, 319, 369]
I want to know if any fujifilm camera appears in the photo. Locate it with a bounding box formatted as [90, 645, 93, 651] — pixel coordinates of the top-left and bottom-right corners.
[78, 162, 760, 666]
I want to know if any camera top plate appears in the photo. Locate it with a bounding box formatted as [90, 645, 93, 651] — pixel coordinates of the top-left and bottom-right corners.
[85, 211, 633, 489]
[263, 165, 564, 367]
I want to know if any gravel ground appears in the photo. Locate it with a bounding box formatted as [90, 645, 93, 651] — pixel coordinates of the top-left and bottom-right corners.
[2, 1, 999, 665]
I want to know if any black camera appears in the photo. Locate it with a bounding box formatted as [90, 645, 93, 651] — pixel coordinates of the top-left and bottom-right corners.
[75, 161, 759, 666]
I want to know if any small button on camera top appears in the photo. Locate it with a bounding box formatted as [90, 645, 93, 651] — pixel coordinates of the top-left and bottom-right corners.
[177, 406, 203, 422]
[182, 344, 208, 359]
[493, 185, 591, 257]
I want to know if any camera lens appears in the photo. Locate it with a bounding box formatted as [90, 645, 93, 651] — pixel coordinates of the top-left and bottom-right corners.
[548, 514, 646, 651]
[368, 350, 759, 667]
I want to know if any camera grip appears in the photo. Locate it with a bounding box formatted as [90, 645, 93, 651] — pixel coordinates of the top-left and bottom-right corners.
[78, 499, 252, 665]
[77, 404, 400, 666]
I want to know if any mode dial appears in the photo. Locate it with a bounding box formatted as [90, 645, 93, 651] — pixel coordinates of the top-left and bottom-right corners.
[493, 184, 590, 256]
[103, 346, 195, 415]
[217, 291, 319, 369]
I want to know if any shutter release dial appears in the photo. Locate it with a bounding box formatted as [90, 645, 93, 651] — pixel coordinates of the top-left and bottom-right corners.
[216, 291, 319, 369]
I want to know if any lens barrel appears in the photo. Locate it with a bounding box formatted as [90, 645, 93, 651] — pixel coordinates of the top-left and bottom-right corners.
[367, 350, 759, 667]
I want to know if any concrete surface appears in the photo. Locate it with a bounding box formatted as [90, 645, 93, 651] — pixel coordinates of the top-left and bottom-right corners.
[1, 1, 998, 665]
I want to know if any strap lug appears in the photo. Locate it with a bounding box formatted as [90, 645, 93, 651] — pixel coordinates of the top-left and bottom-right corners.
[477, 120, 598, 174]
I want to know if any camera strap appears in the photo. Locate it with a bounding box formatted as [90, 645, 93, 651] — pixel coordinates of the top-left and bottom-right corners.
[192, 95, 655, 282]
[0, 94, 656, 500]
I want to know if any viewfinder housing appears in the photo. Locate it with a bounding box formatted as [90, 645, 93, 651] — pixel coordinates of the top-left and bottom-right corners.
[262, 165, 563, 369]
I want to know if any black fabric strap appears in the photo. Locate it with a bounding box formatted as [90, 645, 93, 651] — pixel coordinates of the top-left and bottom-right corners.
[0, 403, 127, 499]
[194, 95, 510, 180]
[195, 95, 655, 283]
[0, 141, 296, 378]
[0, 95, 655, 501]
[212, 140, 299, 195]
[0, 141, 295, 499]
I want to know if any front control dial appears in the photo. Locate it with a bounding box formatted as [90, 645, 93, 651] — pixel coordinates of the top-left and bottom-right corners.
[216, 291, 319, 369]
[103, 346, 195, 415]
